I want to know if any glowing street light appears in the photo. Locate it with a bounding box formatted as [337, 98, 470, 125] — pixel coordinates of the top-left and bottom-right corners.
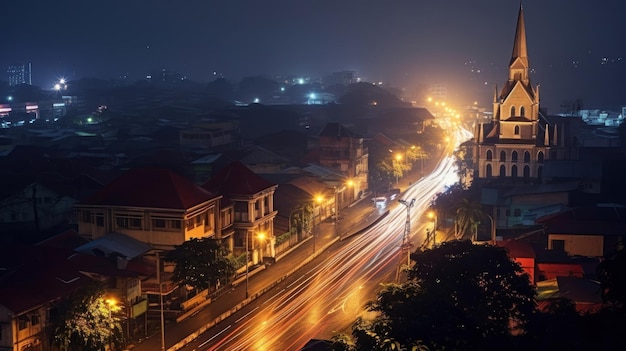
[427, 211, 437, 247]
[314, 195, 324, 253]
[245, 230, 266, 299]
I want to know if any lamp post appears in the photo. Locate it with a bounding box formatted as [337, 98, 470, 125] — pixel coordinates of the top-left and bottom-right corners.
[245, 230, 249, 298]
[334, 187, 339, 237]
[428, 211, 437, 247]
[314, 195, 323, 253]
[156, 251, 165, 351]
[394, 153, 403, 186]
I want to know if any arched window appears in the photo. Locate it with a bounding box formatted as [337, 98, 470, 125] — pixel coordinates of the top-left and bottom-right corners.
[524, 151, 530, 163]
[538, 151, 544, 164]
[486, 164, 492, 178]
[510, 106, 516, 117]
[524, 165, 530, 179]
[500, 150, 506, 162]
[520, 106, 525, 117]
[499, 165, 506, 177]
[512, 164, 518, 178]
[512, 151, 518, 162]
[538, 165, 544, 179]
[486, 150, 493, 161]
[514, 125, 520, 135]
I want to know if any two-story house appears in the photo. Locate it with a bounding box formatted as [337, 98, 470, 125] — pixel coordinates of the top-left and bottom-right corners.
[318, 123, 368, 202]
[202, 161, 278, 265]
[75, 167, 223, 250]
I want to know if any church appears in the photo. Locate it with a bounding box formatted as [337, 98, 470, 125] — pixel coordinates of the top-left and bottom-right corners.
[473, 5, 566, 180]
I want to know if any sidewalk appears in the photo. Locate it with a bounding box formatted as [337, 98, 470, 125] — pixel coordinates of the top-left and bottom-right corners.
[129, 195, 386, 351]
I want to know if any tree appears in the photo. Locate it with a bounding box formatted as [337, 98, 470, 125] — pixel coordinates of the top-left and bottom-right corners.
[596, 248, 626, 310]
[49, 281, 124, 351]
[454, 198, 483, 240]
[165, 238, 236, 292]
[335, 240, 535, 351]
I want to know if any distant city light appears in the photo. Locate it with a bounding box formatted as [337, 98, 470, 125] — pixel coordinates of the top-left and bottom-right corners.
[298, 78, 304, 85]
[7, 96, 12, 102]
[253, 98, 260, 103]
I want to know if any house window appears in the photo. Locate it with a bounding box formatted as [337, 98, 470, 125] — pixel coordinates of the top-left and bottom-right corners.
[31, 314, 40, 326]
[116, 216, 142, 230]
[81, 210, 91, 222]
[116, 217, 129, 228]
[171, 220, 182, 229]
[510, 106, 516, 117]
[538, 151, 544, 163]
[514, 125, 520, 135]
[524, 151, 530, 163]
[486, 150, 493, 161]
[499, 151, 506, 162]
[153, 219, 166, 229]
[520, 106, 525, 117]
[18, 316, 28, 330]
[514, 208, 521, 217]
[552, 239, 565, 251]
[499, 165, 506, 177]
[511, 151, 518, 162]
[95, 215, 104, 227]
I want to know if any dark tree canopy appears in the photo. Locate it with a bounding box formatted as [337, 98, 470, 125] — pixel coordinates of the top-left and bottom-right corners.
[337, 240, 536, 351]
[165, 238, 235, 291]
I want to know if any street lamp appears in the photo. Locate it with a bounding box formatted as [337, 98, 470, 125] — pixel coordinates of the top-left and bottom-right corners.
[245, 231, 249, 298]
[394, 153, 403, 185]
[314, 195, 324, 253]
[244, 230, 265, 299]
[428, 211, 437, 247]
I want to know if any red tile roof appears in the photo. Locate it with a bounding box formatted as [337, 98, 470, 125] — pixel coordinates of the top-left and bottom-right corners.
[82, 168, 217, 209]
[202, 161, 276, 197]
[0, 244, 90, 314]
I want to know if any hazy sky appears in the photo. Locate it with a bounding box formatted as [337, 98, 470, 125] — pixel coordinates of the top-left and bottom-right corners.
[3, 0, 624, 113]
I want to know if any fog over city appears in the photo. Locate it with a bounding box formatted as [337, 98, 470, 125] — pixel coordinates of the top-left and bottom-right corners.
[3, 0, 624, 112]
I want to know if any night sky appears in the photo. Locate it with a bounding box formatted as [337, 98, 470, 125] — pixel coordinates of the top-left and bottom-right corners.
[3, 0, 624, 113]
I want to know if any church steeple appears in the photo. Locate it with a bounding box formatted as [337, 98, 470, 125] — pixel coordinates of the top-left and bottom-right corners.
[508, 4, 530, 83]
[511, 4, 528, 65]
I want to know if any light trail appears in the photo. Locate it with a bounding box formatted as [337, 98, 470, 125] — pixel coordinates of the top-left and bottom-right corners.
[200, 127, 473, 350]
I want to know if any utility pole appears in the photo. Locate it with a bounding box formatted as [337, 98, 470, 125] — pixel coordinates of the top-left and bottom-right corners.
[396, 199, 415, 281]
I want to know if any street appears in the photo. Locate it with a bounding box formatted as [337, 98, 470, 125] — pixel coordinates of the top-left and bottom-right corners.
[130, 127, 471, 351]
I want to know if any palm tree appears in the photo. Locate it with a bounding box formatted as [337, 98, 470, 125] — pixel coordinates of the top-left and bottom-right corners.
[454, 198, 484, 240]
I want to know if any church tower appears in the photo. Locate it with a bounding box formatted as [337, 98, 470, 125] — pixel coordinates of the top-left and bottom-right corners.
[473, 5, 554, 180]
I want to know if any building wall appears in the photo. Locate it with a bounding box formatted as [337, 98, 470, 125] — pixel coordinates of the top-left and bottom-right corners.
[548, 234, 604, 257]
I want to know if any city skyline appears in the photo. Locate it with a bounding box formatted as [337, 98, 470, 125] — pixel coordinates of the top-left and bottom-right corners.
[2, 0, 624, 113]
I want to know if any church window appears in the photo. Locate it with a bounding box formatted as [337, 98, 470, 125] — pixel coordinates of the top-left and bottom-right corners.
[500, 151, 506, 162]
[514, 125, 520, 135]
[538, 165, 544, 179]
[523, 165, 530, 179]
[538, 151, 544, 163]
[486, 150, 492, 161]
[520, 106, 525, 117]
[499, 165, 506, 177]
[486, 164, 492, 178]
[524, 151, 530, 162]
[512, 151, 518, 161]
[512, 165, 518, 178]
[510, 106, 516, 117]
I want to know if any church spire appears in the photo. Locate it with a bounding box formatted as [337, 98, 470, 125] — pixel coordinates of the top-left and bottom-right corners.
[508, 4, 530, 84]
[511, 4, 528, 63]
